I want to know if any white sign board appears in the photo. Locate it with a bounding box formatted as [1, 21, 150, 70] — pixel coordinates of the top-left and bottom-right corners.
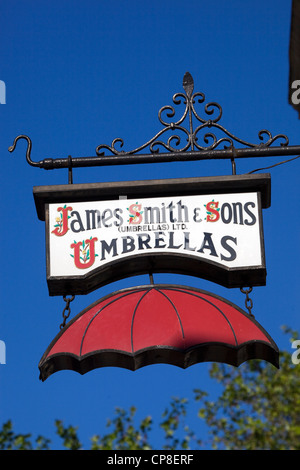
[46, 191, 265, 294]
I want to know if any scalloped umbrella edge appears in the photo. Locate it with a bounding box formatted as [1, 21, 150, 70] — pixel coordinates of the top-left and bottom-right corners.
[39, 284, 279, 381]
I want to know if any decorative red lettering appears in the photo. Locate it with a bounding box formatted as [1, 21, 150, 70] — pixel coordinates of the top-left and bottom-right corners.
[205, 200, 220, 222]
[128, 203, 143, 225]
[52, 206, 73, 236]
[70, 237, 98, 269]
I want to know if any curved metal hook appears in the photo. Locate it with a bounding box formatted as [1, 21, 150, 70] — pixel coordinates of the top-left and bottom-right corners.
[8, 134, 39, 167]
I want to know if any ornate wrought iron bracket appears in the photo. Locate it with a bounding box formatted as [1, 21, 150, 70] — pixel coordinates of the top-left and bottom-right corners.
[8, 72, 300, 179]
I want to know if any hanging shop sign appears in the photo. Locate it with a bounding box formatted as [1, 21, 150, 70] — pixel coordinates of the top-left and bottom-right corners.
[11, 72, 293, 377]
[33, 173, 270, 295]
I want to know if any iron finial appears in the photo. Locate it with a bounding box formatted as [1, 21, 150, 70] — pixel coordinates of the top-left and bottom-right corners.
[182, 72, 194, 97]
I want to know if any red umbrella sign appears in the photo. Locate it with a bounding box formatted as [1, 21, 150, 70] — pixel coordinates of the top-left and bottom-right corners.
[39, 285, 279, 381]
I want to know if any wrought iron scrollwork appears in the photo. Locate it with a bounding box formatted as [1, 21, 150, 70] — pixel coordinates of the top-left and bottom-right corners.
[9, 72, 297, 178]
[96, 72, 289, 156]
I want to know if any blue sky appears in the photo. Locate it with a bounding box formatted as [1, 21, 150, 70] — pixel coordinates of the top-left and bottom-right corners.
[0, 0, 299, 449]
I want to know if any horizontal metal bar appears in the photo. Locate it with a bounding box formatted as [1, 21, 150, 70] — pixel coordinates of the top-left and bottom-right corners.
[8, 135, 300, 171]
[34, 145, 300, 170]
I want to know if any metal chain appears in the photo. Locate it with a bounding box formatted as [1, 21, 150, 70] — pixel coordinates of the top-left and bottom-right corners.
[60, 295, 75, 329]
[240, 287, 254, 317]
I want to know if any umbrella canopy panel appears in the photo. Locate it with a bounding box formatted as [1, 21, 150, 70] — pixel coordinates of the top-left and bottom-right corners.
[39, 285, 279, 381]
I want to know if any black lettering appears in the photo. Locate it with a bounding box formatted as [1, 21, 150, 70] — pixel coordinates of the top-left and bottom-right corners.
[232, 202, 244, 225]
[144, 206, 161, 224]
[160, 203, 167, 223]
[220, 236, 237, 261]
[168, 232, 183, 249]
[183, 232, 196, 251]
[220, 203, 232, 224]
[154, 231, 166, 249]
[244, 202, 257, 226]
[167, 201, 176, 223]
[193, 207, 202, 223]
[122, 236, 135, 253]
[85, 209, 100, 230]
[102, 209, 113, 227]
[100, 238, 118, 260]
[138, 234, 151, 250]
[177, 200, 188, 222]
[113, 208, 123, 227]
[70, 210, 85, 233]
[197, 232, 218, 257]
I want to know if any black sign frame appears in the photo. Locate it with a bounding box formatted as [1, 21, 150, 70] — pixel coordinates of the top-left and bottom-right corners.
[33, 173, 270, 296]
